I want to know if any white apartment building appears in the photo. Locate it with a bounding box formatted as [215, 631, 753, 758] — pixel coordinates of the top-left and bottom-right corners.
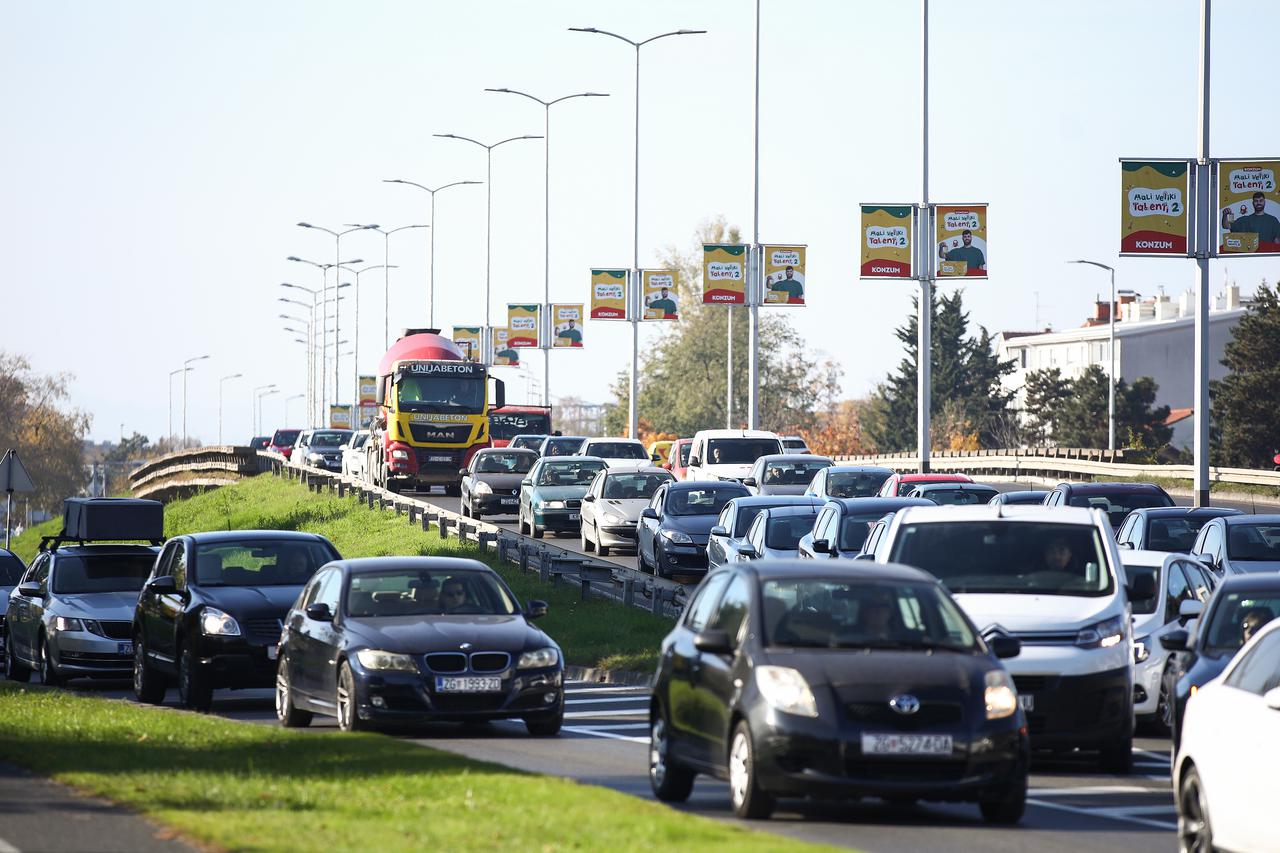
[995, 286, 1249, 449]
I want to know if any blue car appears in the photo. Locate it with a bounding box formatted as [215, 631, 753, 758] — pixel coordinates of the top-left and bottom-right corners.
[518, 455, 607, 539]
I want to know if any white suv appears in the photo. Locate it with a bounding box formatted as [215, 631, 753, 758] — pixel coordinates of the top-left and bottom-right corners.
[685, 429, 782, 483]
[871, 504, 1149, 773]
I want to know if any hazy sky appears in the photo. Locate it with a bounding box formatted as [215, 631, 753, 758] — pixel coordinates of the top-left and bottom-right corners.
[5, 0, 1278, 443]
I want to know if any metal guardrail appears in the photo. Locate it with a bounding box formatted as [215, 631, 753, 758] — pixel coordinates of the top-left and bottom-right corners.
[128, 446, 268, 500]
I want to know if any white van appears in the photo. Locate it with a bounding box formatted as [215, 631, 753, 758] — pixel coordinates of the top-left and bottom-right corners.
[872, 504, 1149, 773]
[685, 429, 783, 483]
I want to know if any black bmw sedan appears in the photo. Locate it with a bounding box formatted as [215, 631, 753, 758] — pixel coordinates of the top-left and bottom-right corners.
[274, 557, 563, 735]
[649, 560, 1028, 822]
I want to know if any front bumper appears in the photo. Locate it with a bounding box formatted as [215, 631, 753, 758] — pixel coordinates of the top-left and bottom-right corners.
[1133, 651, 1169, 716]
[533, 508, 582, 532]
[49, 631, 134, 676]
[597, 523, 638, 547]
[472, 493, 520, 515]
[1010, 665, 1133, 749]
[655, 540, 708, 574]
[308, 456, 342, 471]
[197, 636, 279, 689]
[349, 664, 564, 724]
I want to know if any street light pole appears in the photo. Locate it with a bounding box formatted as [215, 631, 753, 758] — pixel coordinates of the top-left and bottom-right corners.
[284, 394, 305, 426]
[918, 0, 932, 474]
[1069, 260, 1118, 452]
[287, 255, 363, 419]
[383, 179, 482, 330]
[181, 354, 210, 448]
[1193, 0, 1212, 507]
[218, 373, 242, 444]
[337, 264, 396, 414]
[570, 26, 705, 438]
[749, 0, 761, 430]
[298, 223, 376, 407]
[167, 367, 191, 442]
[252, 384, 276, 438]
[346, 226, 425, 349]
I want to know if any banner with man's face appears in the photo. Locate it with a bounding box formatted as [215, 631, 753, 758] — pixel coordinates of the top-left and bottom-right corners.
[590, 269, 629, 319]
[762, 245, 806, 306]
[551, 303, 585, 348]
[1120, 160, 1189, 256]
[358, 403, 378, 428]
[507, 304, 540, 348]
[452, 326, 482, 361]
[934, 204, 988, 278]
[329, 404, 352, 429]
[358, 375, 377, 405]
[860, 205, 913, 278]
[1218, 160, 1280, 255]
[642, 270, 679, 320]
[492, 327, 519, 366]
[702, 244, 747, 305]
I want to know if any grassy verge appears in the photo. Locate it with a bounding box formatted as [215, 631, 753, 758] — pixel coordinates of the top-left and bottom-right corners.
[0, 683, 830, 853]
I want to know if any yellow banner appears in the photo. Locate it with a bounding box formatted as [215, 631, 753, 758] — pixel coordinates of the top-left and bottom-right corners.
[358, 375, 376, 405]
[702, 244, 747, 305]
[1120, 161, 1189, 256]
[452, 326, 482, 361]
[860, 206, 913, 278]
[590, 269, 628, 320]
[507, 304, 541, 348]
[762, 245, 806, 306]
[551, 303, 584, 348]
[492, 328, 519, 366]
[642, 270, 679, 320]
[1218, 160, 1280, 255]
[935, 204, 988, 278]
[329, 404, 352, 429]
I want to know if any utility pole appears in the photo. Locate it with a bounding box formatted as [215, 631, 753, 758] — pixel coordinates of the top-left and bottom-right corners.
[917, 0, 932, 473]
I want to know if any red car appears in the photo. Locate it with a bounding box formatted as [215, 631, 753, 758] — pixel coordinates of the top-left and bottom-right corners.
[877, 471, 973, 497]
[664, 438, 693, 480]
[269, 428, 303, 460]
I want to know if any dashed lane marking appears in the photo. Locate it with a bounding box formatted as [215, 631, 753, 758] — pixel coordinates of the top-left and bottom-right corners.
[1026, 798, 1176, 831]
[561, 726, 648, 744]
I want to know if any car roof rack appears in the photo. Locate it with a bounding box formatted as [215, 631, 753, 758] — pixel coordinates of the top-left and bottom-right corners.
[38, 534, 164, 553]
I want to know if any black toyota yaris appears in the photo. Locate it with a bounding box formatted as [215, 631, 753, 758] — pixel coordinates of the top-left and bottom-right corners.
[649, 560, 1029, 822]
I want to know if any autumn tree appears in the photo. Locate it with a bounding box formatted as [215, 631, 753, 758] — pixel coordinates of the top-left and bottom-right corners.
[0, 352, 91, 514]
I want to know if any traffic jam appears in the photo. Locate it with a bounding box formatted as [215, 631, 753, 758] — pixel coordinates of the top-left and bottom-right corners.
[6, 329, 1280, 851]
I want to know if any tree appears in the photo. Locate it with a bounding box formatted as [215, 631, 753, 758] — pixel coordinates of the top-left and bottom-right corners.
[1022, 368, 1072, 444]
[0, 352, 92, 514]
[803, 399, 875, 458]
[1211, 282, 1280, 467]
[1053, 366, 1172, 449]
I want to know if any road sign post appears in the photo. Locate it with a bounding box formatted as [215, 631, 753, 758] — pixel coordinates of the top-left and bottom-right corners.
[0, 449, 36, 550]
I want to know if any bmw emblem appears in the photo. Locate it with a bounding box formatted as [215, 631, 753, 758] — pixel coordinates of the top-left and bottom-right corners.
[459, 642, 473, 651]
[889, 694, 921, 715]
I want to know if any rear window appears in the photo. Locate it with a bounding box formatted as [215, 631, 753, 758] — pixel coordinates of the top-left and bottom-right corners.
[1226, 523, 1280, 561]
[1067, 490, 1173, 527]
[585, 442, 648, 460]
[52, 554, 155, 594]
[194, 539, 334, 586]
[765, 513, 819, 550]
[706, 438, 782, 465]
[272, 429, 301, 445]
[826, 471, 891, 498]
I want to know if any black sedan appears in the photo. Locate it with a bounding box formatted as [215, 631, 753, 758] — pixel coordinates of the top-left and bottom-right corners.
[1160, 573, 1280, 749]
[649, 560, 1028, 821]
[1116, 506, 1242, 552]
[132, 530, 340, 710]
[460, 447, 537, 518]
[638, 481, 749, 579]
[275, 557, 563, 735]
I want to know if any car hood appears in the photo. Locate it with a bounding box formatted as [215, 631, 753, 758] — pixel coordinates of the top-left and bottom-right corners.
[532, 485, 590, 501]
[595, 498, 648, 522]
[952, 593, 1119, 633]
[663, 514, 719, 544]
[760, 544, 802, 559]
[473, 472, 527, 490]
[1131, 611, 1166, 637]
[758, 485, 809, 496]
[601, 459, 648, 471]
[201, 585, 304, 618]
[702, 464, 753, 480]
[766, 646, 989, 698]
[343, 614, 549, 655]
[53, 591, 140, 620]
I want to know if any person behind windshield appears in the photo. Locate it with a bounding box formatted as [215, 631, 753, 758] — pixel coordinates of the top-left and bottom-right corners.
[274, 549, 314, 584]
[440, 578, 468, 613]
[1242, 607, 1274, 644]
[855, 592, 896, 641]
[1042, 537, 1073, 573]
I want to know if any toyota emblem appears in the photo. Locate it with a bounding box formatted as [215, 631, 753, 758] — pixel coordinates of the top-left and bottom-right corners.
[889, 694, 920, 715]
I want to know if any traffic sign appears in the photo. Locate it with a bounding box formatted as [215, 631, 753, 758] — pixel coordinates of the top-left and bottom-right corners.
[0, 449, 34, 494]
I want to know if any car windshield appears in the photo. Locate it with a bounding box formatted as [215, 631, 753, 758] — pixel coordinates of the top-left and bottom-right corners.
[667, 486, 745, 517]
[889, 521, 1113, 597]
[706, 438, 782, 465]
[1202, 591, 1280, 651]
[396, 375, 486, 413]
[762, 578, 978, 651]
[51, 554, 155, 593]
[537, 461, 605, 487]
[585, 442, 648, 460]
[762, 460, 830, 486]
[310, 431, 351, 448]
[346, 569, 517, 617]
[511, 435, 548, 451]
[914, 487, 996, 506]
[543, 438, 585, 457]
[1226, 523, 1280, 561]
[1067, 491, 1174, 528]
[475, 452, 535, 474]
[272, 429, 301, 445]
[348, 433, 369, 449]
[490, 413, 551, 440]
[0, 553, 24, 586]
[840, 513, 888, 552]
[1124, 563, 1160, 614]
[1002, 493, 1047, 505]
[194, 540, 333, 586]
[765, 513, 819, 550]
[827, 471, 891, 498]
[603, 472, 671, 500]
[678, 443, 691, 465]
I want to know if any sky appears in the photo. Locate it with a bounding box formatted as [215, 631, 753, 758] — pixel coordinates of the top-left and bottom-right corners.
[4, 0, 1280, 444]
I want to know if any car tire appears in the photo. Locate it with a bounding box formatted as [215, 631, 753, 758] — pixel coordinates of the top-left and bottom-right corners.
[275, 656, 312, 728]
[177, 642, 213, 712]
[582, 526, 595, 552]
[531, 522, 544, 539]
[596, 527, 611, 557]
[133, 634, 166, 705]
[336, 661, 367, 732]
[518, 513, 529, 536]
[4, 639, 31, 683]
[649, 708, 695, 802]
[1153, 665, 1174, 737]
[445, 482, 461, 497]
[728, 720, 774, 819]
[1098, 735, 1133, 775]
[1178, 764, 1214, 853]
[979, 779, 1027, 824]
[524, 709, 563, 737]
[637, 549, 651, 575]
[38, 634, 64, 687]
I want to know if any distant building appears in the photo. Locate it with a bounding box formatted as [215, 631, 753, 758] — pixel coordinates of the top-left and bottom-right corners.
[995, 285, 1249, 450]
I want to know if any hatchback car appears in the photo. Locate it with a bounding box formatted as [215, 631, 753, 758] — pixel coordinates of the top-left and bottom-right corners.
[733, 505, 822, 562]
[460, 448, 537, 518]
[804, 466, 895, 501]
[877, 472, 973, 497]
[708, 496, 823, 571]
[269, 428, 303, 459]
[1188, 514, 1280, 576]
[580, 467, 675, 556]
[1117, 507, 1241, 552]
[509, 434, 549, 453]
[637, 481, 750, 579]
[986, 490, 1049, 507]
[743, 454, 833, 496]
[340, 431, 371, 479]
[132, 530, 341, 710]
[905, 482, 1000, 506]
[275, 557, 562, 735]
[249, 436, 272, 450]
[294, 429, 354, 471]
[517, 456, 607, 539]
[797, 498, 934, 560]
[649, 561, 1027, 821]
[1041, 482, 1174, 532]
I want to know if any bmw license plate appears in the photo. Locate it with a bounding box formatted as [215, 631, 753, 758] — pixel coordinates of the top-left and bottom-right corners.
[436, 676, 502, 693]
[117, 641, 133, 656]
[861, 733, 953, 756]
[1018, 694, 1034, 712]
[568, 513, 580, 521]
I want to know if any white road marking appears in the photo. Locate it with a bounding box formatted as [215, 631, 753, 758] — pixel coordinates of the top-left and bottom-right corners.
[0, 836, 20, 853]
[565, 709, 649, 719]
[567, 722, 650, 731]
[565, 686, 651, 694]
[1026, 798, 1176, 831]
[565, 696, 651, 705]
[1030, 785, 1163, 796]
[562, 726, 648, 744]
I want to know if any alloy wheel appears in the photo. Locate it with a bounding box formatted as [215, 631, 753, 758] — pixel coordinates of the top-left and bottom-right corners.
[275, 667, 290, 720]
[729, 730, 751, 810]
[1178, 769, 1212, 853]
[650, 716, 669, 788]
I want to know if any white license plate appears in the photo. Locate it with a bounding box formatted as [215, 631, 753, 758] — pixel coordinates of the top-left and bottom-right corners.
[266, 645, 278, 661]
[568, 513, 580, 521]
[429, 455, 452, 463]
[500, 497, 517, 505]
[436, 676, 502, 693]
[861, 733, 953, 756]
[1018, 694, 1034, 712]
[117, 641, 133, 656]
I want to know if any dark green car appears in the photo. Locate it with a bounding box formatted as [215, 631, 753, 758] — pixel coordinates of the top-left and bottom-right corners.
[518, 456, 607, 539]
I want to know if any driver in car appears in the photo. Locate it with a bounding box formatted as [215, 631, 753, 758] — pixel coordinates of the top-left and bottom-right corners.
[440, 579, 469, 613]
[274, 549, 314, 584]
[1042, 537, 1073, 573]
[1241, 607, 1274, 644]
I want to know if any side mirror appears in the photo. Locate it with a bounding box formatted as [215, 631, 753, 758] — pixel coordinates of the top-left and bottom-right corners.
[651, 454, 662, 464]
[145, 575, 176, 595]
[304, 602, 332, 622]
[1178, 599, 1204, 623]
[812, 538, 831, 554]
[641, 507, 659, 521]
[662, 462, 672, 470]
[520, 478, 532, 487]
[709, 525, 728, 538]
[989, 636, 1022, 659]
[736, 544, 758, 559]
[1126, 572, 1157, 602]
[693, 629, 733, 655]
[458, 467, 470, 477]
[742, 477, 757, 487]
[1160, 629, 1190, 652]
[688, 457, 701, 468]
[526, 599, 548, 620]
[17, 581, 42, 598]
[582, 494, 596, 502]
[1119, 541, 1134, 550]
[854, 552, 875, 561]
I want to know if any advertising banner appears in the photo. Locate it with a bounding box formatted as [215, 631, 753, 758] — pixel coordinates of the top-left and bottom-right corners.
[702, 244, 747, 305]
[329, 404, 352, 429]
[590, 269, 629, 320]
[452, 326, 482, 361]
[358, 404, 378, 428]
[934, 204, 988, 278]
[492, 328, 519, 366]
[762, 245, 806, 306]
[1120, 160, 1189, 256]
[1218, 159, 1280, 255]
[860, 205, 913, 278]
[358, 375, 376, 405]
[551, 303, 585, 348]
[507, 304, 541, 348]
[642, 270, 679, 320]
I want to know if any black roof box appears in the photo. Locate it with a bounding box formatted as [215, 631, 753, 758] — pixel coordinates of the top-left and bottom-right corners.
[61, 497, 164, 543]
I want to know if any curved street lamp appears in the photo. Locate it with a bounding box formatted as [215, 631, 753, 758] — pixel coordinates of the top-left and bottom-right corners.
[383, 179, 482, 329]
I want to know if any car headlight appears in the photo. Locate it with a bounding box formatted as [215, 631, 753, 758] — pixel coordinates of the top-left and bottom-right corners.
[1134, 636, 1150, 664]
[391, 449, 410, 460]
[355, 649, 418, 671]
[660, 528, 693, 544]
[984, 669, 1018, 720]
[755, 665, 818, 718]
[53, 616, 83, 632]
[1076, 614, 1126, 649]
[200, 607, 242, 637]
[603, 511, 627, 525]
[517, 647, 559, 669]
[542, 500, 566, 509]
[473, 481, 493, 495]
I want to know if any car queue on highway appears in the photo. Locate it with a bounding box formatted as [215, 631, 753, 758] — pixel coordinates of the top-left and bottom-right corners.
[5, 426, 1280, 850]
